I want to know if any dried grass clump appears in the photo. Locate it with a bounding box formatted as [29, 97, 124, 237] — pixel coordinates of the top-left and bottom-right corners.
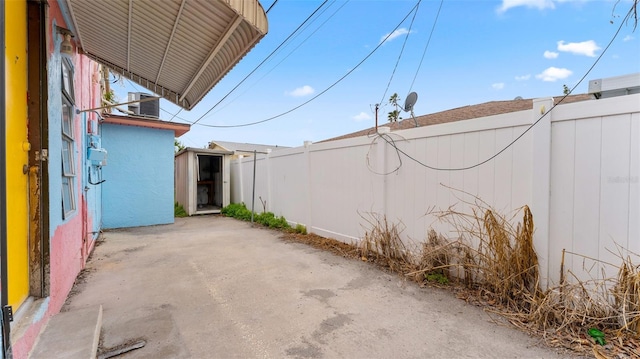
[431, 204, 542, 309]
[613, 256, 640, 336]
[431, 196, 639, 357]
[507, 257, 640, 357]
[413, 229, 458, 283]
[478, 206, 541, 308]
[358, 213, 415, 273]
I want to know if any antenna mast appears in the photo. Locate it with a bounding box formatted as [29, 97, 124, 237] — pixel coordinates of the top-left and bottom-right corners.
[375, 103, 379, 133]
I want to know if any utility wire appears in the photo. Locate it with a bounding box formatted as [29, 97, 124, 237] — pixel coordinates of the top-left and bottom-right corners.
[202, 1, 347, 119]
[382, 2, 632, 172]
[160, 107, 191, 123]
[253, 1, 336, 79]
[409, 0, 443, 93]
[266, 0, 279, 14]
[192, 0, 331, 125]
[197, 1, 421, 128]
[366, 132, 405, 175]
[379, 0, 421, 106]
[168, 108, 182, 122]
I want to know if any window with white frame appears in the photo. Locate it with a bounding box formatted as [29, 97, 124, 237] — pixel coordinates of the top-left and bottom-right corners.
[61, 58, 76, 218]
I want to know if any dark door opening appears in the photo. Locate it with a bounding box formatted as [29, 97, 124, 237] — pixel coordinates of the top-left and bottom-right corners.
[196, 154, 223, 212]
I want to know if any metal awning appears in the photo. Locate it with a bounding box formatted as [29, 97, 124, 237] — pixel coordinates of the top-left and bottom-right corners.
[63, 0, 268, 110]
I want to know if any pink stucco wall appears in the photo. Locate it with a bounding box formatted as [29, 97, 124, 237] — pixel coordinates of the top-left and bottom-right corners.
[11, 1, 101, 357]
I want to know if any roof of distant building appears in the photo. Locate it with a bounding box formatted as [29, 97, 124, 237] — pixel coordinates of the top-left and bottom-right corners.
[208, 140, 291, 154]
[322, 94, 593, 143]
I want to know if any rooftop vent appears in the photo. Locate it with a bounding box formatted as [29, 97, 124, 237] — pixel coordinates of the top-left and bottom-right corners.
[588, 73, 640, 99]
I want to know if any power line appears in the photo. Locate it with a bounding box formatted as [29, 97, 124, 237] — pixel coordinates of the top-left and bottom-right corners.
[201, 1, 347, 119]
[409, 0, 443, 93]
[258, 0, 336, 74]
[192, 0, 331, 125]
[266, 0, 279, 14]
[379, 0, 421, 106]
[160, 107, 191, 124]
[168, 108, 182, 122]
[381, 2, 632, 172]
[196, 1, 422, 129]
[366, 133, 404, 175]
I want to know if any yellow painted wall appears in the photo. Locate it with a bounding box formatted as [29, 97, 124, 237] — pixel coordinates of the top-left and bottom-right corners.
[5, 0, 30, 309]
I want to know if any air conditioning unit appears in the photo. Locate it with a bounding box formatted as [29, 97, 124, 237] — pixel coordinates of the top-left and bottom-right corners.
[128, 92, 160, 118]
[588, 73, 640, 99]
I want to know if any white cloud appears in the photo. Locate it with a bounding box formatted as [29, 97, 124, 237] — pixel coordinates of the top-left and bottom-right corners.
[544, 50, 559, 59]
[536, 67, 572, 82]
[492, 83, 505, 90]
[515, 74, 531, 81]
[497, 0, 555, 14]
[623, 35, 634, 42]
[557, 40, 600, 57]
[286, 85, 315, 97]
[380, 28, 410, 44]
[353, 112, 372, 122]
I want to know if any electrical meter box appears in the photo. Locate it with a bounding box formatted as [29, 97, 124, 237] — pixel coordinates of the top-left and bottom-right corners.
[88, 148, 108, 166]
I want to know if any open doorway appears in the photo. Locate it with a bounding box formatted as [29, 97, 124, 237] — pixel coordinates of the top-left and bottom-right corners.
[175, 148, 231, 215]
[195, 154, 223, 213]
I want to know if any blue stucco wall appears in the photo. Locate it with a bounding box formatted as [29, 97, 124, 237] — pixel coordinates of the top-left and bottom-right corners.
[101, 124, 175, 228]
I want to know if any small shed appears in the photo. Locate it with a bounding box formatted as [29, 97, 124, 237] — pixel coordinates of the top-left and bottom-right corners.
[175, 148, 232, 215]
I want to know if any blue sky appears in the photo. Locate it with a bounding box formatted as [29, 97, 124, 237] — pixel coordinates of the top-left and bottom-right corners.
[112, 0, 640, 148]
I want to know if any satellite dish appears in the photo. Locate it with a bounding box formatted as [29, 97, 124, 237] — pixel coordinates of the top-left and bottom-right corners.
[514, 96, 523, 100]
[402, 92, 419, 127]
[403, 92, 418, 112]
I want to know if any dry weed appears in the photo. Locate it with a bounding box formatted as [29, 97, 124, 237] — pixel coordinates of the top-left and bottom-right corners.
[429, 204, 542, 309]
[613, 256, 640, 337]
[358, 213, 416, 273]
[430, 198, 639, 358]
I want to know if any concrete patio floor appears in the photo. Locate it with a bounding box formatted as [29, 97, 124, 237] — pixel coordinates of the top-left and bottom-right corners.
[63, 215, 567, 358]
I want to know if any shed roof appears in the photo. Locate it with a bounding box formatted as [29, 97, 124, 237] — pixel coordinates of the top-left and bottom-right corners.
[102, 114, 191, 137]
[175, 147, 233, 157]
[323, 94, 593, 142]
[208, 140, 290, 154]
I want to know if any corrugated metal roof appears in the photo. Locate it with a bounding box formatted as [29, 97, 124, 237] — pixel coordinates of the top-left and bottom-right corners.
[64, 0, 267, 110]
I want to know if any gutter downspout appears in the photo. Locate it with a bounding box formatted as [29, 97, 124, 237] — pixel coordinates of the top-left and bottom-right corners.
[1, 1, 14, 357]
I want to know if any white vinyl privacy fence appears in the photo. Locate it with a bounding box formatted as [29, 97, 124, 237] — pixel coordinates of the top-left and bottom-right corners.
[231, 94, 640, 288]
